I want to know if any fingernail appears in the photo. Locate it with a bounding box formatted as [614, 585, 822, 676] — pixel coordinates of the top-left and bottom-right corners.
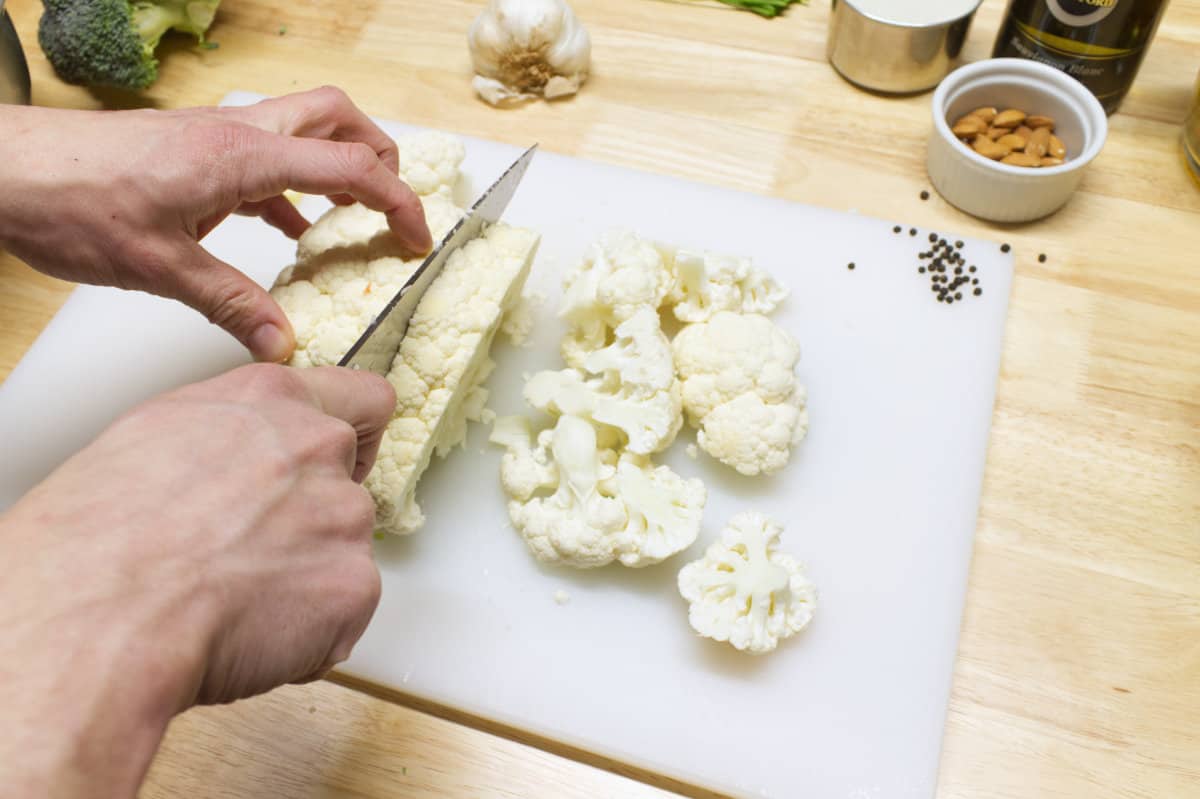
[249, 323, 293, 363]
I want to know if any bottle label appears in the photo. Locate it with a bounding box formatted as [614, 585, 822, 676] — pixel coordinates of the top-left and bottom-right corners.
[1046, 0, 1119, 27]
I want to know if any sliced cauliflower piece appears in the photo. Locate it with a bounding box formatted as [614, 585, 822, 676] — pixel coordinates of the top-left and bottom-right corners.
[433, 357, 496, 457]
[497, 414, 628, 568]
[559, 229, 673, 369]
[667, 249, 788, 323]
[672, 311, 808, 476]
[581, 307, 675, 399]
[396, 131, 467, 198]
[677, 511, 817, 654]
[368, 223, 540, 534]
[612, 453, 705, 567]
[525, 367, 681, 456]
[499, 292, 540, 347]
[272, 193, 465, 369]
[491, 418, 703, 568]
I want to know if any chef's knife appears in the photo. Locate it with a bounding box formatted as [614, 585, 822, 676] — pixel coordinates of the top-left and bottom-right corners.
[338, 144, 537, 375]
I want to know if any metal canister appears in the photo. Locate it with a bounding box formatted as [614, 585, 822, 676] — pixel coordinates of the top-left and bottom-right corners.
[827, 0, 982, 94]
[1, 0, 32, 105]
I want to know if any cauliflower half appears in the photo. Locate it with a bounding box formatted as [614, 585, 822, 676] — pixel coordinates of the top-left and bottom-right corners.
[672, 311, 808, 477]
[677, 511, 816, 654]
[271, 131, 541, 536]
[491, 415, 705, 568]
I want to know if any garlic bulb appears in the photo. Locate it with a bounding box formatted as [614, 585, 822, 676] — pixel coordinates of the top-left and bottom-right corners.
[468, 0, 591, 106]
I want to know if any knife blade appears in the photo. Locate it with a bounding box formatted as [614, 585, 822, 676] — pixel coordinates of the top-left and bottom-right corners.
[337, 144, 538, 375]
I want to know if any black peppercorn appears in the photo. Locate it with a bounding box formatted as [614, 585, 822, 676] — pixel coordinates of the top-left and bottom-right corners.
[955, 241, 964, 249]
[893, 225, 902, 233]
[1038, 253, 1047, 263]
[968, 265, 976, 273]
[918, 267, 926, 273]
[909, 228, 917, 236]
[920, 190, 930, 200]
[955, 292, 963, 300]
[974, 288, 982, 296]
[928, 233, 937, 243]
[847, 262, 855, 270]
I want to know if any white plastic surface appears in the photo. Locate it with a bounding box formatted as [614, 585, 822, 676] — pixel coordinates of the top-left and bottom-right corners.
[0, 92, 1014, 799]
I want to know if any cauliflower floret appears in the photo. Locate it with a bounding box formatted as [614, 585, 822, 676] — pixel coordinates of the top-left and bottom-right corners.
[497, 414, 628, 568]
[292, 192, 463, 266]
[677, 511, 816, 654]
[612, 453, 705, 567]
[396, 131, 467, 198]
[672, 311, 807, 476]
[666, 249, 788, 323]
[559, 229, 673, 369]
[525, 367, 681, 456]
[492, 418, 703, 568]
[368, 224, 540, 534]
[581, 308, 675, 399]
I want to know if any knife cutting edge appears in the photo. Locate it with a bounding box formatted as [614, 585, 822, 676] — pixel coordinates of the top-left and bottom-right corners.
[337, 144, 538, 375]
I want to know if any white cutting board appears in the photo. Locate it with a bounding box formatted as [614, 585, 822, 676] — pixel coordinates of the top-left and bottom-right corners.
[0, 92, 1013, 799]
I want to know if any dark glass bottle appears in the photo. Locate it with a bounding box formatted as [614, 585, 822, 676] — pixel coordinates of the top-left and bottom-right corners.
[992, 0, 1171, 114]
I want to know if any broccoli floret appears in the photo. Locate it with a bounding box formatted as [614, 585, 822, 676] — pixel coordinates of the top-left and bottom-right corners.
[38, 0, 221, 90]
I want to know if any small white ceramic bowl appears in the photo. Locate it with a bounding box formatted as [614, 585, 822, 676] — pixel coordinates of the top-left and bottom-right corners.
[927, 58, 1108, 223]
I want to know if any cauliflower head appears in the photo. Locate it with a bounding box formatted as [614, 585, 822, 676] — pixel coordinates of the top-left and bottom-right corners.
[666, 248, 789, 323]
[369, 223, 540, 534]
[677, 511, 816, 654]
[672, 311, 807, 476]
[559, 229, 673, 369]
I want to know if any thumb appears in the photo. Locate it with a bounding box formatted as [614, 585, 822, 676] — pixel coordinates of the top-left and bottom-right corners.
[162, 243, 296, 363]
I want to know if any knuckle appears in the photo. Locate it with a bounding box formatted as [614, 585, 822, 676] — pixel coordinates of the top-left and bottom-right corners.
[362, 374, 397, 422]
[338, 141, 379, 183]
[336, 483, 378, 536]
[234, 362, 305, 401]
[200, 277, 260, 330]
[321, 417, 360, 459]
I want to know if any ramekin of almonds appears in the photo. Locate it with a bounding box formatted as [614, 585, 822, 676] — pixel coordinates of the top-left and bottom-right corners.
[927, 58, 1108, 223]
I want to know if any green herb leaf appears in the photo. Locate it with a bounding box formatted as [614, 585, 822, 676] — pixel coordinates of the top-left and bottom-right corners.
[715, 0, 807, 17]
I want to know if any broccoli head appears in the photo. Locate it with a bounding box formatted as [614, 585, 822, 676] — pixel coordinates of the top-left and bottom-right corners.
[38, 0, 222, 91]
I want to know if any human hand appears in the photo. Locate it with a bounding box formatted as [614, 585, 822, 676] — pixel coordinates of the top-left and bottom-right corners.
[0, 363, 394, 798]
[0, 87, 431, 362]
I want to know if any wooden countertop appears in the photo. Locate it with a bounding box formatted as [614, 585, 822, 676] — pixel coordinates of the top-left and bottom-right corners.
[3, 0, 1198, 796]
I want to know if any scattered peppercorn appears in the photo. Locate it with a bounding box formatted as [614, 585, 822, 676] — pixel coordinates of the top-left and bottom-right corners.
[955, 292, 963, 300]
[847, 262, 855, 270]
[954, 266, 963, 275]
[1000, 243, 1011, 253]
[974, 287, 982, 296]
[894, 225, 902, 233]
[968, 265, 976, 273]
[1038, 253, 1047, 263]
[928, 233, 937, 243]
[972, 278, 979, 285]
[910, 228, 918, 236]
[955, 240, 964, 249]
[918, 267, 926, 273]
[920, 190, 930, 200]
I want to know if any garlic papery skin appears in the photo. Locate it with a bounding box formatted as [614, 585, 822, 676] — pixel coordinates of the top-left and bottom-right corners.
[468, 0, 591, 106]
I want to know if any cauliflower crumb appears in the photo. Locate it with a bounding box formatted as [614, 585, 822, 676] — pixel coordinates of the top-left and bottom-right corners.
[553, 589, 571, 605]
[686, 443, 699, 459]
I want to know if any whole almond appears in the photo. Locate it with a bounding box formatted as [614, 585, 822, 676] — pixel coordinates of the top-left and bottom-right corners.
[970, 106, 998, 124]
[1040, 157, 1065, 166]
[1026, 126, 1051, 158]
[973, 135, 1013, 160]
[952, 115, 988, 137]
[1048, 134, 1067, 159]
[1002, 152, 1042, 167]
[1015, 124, 1034, 140]
[985, 126, 1008, 140]
[993, 109, 1027, 128]
[997, 133, 1027, 151]
[1026, 115, 1055, 129]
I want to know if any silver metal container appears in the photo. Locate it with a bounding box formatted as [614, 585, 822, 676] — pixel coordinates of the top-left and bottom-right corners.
[826, 0, 981, 95]
[1, 0, 32, 105]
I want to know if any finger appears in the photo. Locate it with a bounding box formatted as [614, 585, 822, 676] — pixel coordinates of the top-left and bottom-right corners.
[292, 367, 396, 482]
[241, 132, 431, 253]
[158, 243, 296, 363]
[230, 86, 401, 173]
[238, 195, 312, 239]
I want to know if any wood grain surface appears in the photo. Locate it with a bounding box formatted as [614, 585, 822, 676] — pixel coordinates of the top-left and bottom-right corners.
[2, 0, 1198, 797]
